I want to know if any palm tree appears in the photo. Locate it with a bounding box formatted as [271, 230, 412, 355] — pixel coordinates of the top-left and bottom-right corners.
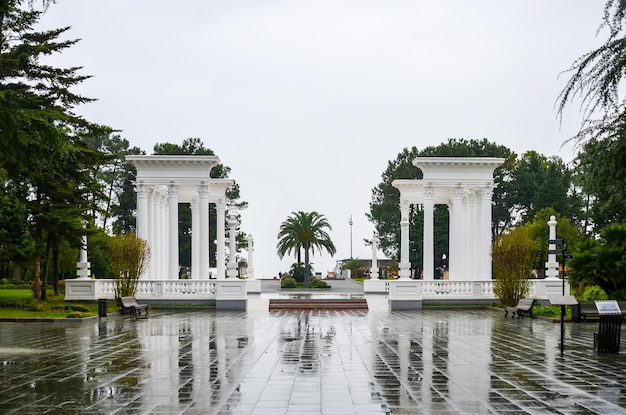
[277, 211, 337, 272]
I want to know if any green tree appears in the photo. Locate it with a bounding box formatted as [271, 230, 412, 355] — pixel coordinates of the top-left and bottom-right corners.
[340, 258, 365, 279]
[508, 152, 582, 224]
[557, 1, 626, 230]
[492, 226, 536, 306]
[0, 181, 30, 278]
[84, 133, 145, 233]
[568, 223, 626, 299]
[277, 211, 337, 273]
[574, 138, 626, 232]
[525, 208, 582, 277]
[108, 233, 149, 298]
[0, 1, 108, 299]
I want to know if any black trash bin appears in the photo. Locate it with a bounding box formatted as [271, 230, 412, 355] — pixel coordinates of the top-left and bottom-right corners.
[98, 299, 108, 318]
[571, 303, 582, 322]
[593, 300, 622, 352]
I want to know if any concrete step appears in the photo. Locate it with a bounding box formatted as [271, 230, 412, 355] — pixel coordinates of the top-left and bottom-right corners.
[269, 299, 368, 311]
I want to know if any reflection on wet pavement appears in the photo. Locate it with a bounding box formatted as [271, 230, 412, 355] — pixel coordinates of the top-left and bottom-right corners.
[1, 308, 625, 414]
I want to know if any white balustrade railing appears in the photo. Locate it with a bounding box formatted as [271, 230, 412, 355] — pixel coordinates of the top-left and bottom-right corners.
[364, 278, 568, 300]
[65, 278, 218, 301]
[66, 277, 568, 302]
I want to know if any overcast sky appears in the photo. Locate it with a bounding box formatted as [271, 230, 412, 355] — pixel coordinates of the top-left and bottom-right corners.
[40, 1, 603, 278]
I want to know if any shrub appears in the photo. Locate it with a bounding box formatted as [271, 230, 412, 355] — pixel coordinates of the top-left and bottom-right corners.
[27, 302, 45, 312]
[0, 297, 35, 308]
[1, 278, 8, 285]
[579, 285, 608, 301]
[281, 277, 297, 288]
[310, 278, 329, 289]
[65, 304, 90, 312]
[289, 264, 308, 283]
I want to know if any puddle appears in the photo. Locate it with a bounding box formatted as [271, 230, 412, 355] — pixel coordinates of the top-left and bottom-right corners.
[0, 347, 48, 355]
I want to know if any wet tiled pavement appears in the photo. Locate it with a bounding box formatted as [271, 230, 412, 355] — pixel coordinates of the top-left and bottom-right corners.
[1, 304, 626, 414]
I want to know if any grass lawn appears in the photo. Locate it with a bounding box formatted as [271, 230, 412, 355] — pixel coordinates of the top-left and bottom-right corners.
[0, 289, 33, 299]
[0, 289, 110, 319]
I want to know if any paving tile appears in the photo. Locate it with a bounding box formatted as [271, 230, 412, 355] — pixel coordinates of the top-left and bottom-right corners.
[1, 308, 626, 413]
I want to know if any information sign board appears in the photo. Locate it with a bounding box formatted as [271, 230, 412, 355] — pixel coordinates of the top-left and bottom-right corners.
[548, 295, 578, 306]
[595, 300, 622, 315]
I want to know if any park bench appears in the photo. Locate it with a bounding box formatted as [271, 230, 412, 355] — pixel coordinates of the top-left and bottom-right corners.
[120, 296, 149, 319]
[578, 301, 626, 321]
[579, 302, 599, 321]
[504, 298, 535, 319]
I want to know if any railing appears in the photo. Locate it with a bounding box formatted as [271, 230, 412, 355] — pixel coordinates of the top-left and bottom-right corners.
[65, 278, 217, 301]
[364, 278, 568, 300]
[66, 277, 568, 302]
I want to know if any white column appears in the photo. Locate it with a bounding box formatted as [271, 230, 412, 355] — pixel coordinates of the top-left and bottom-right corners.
[151, 189, 161, 279]
[423, 185, 435, 280]
[473, 189, 482, 278]
[146, 187, 155, 279]
[227, 214, 239, 278]
[160, 196, 169, 279]
[198, 184, 210, 280]
[136, 182, 149, 241]
[168, 183, 179, 279]
[190, 200, 199, 279]
[465, 189, 476, 279]
[247, 234, 255, 279]
[450, 186, 464, 280]
[370, 233, 379, 279]
[398, 199, 411, 279]
[216, 201, 227, 279]
[545, 215, 559, 279]
[480, 186, 494, 279]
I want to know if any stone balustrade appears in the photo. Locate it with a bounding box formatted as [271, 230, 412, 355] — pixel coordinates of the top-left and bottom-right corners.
[65, 279, 217, 301]
[364, 278, 568, 302]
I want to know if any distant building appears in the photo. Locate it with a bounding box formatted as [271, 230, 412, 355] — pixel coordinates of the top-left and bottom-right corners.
[334, 258, 396, 279]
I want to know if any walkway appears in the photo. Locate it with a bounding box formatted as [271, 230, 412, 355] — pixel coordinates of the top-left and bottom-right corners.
[0, 289, 626, 414]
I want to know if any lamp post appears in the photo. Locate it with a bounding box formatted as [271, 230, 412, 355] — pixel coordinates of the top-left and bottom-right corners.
[442, 253, 447, 279]
[348, 215, 353, 259]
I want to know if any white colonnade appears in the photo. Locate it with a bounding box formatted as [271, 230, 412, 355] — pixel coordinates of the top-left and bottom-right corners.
[392, 157, 503, 281]
[128, 155, 234, 280]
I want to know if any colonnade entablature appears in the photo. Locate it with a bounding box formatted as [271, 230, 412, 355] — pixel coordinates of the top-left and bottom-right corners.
[127, 155, 234, 280]
[392, 157, 504, 281]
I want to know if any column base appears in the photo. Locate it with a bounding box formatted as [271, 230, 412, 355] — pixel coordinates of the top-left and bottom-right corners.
[215, 280, 247, 310]
[389, 280, 422, 310]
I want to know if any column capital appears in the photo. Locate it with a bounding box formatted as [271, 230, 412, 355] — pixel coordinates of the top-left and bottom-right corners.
[198, 182, 209, 197]
[424, 184, 435, 199]
[215, 201, 227, 214]
[480, 185, 494, 200]
[135, 182, 149, 197]
[400, 199, 410, 224]
[451, 185, 464, 199]
[168, 182, 178, 196]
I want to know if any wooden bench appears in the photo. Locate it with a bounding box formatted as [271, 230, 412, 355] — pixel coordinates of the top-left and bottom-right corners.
[504, 298, 535, 319]
[579, 302, 599, 321]
[120, 296, 149, 319]
[578, 301, 626, 321]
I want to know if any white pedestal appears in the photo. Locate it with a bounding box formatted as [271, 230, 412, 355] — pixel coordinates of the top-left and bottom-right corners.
[215, 280, 247, 310]
[389, 280, 422, 310]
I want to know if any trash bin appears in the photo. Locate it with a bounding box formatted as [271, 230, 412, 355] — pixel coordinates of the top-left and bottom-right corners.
[98, 299, 108, 318]
[593, 300, 622, 352]
[571, 303, 582, 322]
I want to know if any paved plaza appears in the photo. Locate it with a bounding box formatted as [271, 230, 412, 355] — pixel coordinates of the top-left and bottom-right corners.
[1, 284, 626, 414]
